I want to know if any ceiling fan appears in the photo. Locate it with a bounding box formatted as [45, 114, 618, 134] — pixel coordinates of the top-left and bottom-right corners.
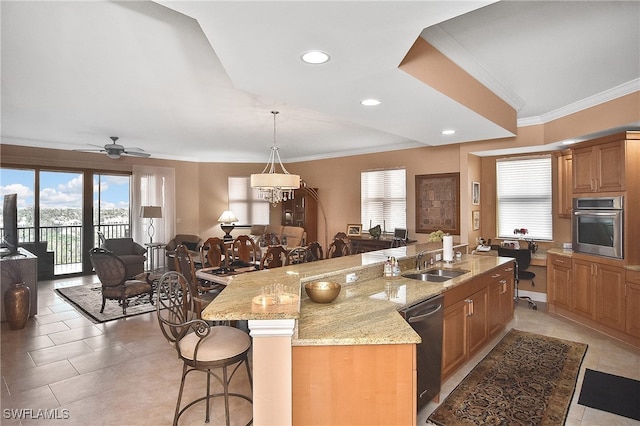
[75, 136, 151, 159]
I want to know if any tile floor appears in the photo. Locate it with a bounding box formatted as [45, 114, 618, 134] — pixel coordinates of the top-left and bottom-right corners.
[1, 275, 639, 425]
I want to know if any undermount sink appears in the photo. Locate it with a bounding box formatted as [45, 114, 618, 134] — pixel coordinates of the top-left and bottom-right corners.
[402, 268, 469, 282]
[422, 268, 469, 278]
[401, 273, 451, 283]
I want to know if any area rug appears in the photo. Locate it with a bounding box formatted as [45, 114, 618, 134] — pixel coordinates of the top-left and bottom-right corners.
[577, 368, 640, 421]
[428, 329, 588, 426]
[56, 282, 157, 323]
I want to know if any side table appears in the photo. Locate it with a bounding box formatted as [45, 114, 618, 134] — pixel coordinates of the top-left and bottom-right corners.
[145, 242, 166, 273]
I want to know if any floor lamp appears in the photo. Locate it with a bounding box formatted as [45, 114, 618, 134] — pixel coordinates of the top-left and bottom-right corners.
[140, 206, 162, 244]
[300, 181, 328, 250]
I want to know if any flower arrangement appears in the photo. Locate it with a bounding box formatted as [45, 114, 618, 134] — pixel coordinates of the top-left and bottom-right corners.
[428, 230, 445, 242]
[513, 228, 528, 238]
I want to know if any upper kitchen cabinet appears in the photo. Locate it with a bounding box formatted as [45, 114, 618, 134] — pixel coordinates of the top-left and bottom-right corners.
[572, 139, 625, 194]
[556, 150, 573, 218]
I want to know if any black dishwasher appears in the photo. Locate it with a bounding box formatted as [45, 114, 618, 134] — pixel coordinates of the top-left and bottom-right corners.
[399, 294, 444, 411]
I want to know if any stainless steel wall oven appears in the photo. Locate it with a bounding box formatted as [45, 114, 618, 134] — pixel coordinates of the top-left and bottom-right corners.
[572, 196, 623, 259]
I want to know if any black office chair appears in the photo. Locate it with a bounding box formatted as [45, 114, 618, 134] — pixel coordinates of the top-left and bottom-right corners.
[497, 247, 537, 310]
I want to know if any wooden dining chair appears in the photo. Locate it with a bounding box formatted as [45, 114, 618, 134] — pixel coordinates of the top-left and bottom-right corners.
[306, 241, 324, 262]
[231, 235, 259, 269]
[327, 238, 350, 258]
[200, 237, 228, 269]
[174, 244, 223, 317]
[260, 245, 287, 269]
[285, 246, 310, 266]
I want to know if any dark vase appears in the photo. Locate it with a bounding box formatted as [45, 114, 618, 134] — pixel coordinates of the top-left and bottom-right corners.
[4, 282, 30, 330]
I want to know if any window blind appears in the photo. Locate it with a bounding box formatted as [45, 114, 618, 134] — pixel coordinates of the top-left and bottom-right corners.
[361, 168, 406, 233]
[496, 156, 552, 240]
[228, 177, 269, 225]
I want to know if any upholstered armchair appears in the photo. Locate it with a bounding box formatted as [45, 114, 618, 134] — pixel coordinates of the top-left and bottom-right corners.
[101, 237, 147, 278]
[165, 234, 203, 270]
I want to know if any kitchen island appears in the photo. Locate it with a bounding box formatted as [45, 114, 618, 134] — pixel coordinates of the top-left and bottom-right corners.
[201, 242, 514, 425]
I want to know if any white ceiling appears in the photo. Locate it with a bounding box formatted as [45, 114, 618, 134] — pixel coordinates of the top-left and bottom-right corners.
[1, 1, 639, 163]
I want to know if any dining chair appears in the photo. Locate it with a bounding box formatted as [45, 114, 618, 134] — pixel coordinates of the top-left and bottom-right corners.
[327, 238, 350, 258]
[89, 247, 153, 315]
[259, 245, 287, 269]
[156, 271, 253, 426]
[306, 241, 324, 262]
[285, 246, 310, 265]
[231, 235, 259, 269]
[174, 244, 223, 317]
[200, 237, 228, 269]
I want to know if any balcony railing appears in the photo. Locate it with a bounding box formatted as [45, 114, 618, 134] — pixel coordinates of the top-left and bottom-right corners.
[5, 224, 130, 269]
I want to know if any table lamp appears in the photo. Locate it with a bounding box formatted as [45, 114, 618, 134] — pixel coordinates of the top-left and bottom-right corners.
[140, 206, 162, 243]
[218, 210, 239, 242]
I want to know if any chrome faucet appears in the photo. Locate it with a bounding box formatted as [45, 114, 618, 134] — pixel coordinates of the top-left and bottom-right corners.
[416, 251, 428, 270]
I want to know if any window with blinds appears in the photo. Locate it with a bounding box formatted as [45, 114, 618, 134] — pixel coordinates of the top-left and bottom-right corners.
[361, 168, 406, 234]
[228, 177, 269, 225]
[496, 156, 552, 240]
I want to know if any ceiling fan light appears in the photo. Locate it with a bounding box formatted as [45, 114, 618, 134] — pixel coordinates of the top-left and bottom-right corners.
[107, 152, 121, 159]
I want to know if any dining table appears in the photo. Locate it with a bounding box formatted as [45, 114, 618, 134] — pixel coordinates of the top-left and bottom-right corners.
[196, 265, 258, 286]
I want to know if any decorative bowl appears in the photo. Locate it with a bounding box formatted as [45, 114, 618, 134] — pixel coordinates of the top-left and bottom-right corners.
[304, 281, 341, 303]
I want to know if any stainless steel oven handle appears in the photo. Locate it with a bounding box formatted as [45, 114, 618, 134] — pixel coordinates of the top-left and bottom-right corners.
[407, 304, 442, 323]
[574, 210, 619, 217]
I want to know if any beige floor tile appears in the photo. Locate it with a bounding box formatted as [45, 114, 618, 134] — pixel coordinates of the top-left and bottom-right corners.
[67, 344, 134, 375]
[48, 325, 104, 345]
[29, 340, 93, 366]
[4, 359, 78, 395]
[33, 310, 81, 325]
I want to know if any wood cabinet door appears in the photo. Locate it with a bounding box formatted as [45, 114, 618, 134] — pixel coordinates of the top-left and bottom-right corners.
[572, 147, 595, 193]
[572, 259, 596, 319]
[557, 152, 573, 217]
[467, 288, 488, 357]
[595, 264, 625, 331]
[625, 281, 640, 338]
[487, 280, 503, 336]
[441, 299, 468, 380]
[549, 259, 572, 310]
[500, 276, 514, 324]
[596, 141, 625, 192]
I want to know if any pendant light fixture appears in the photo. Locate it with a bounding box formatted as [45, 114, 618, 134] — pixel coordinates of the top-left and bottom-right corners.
[250, 111, 300, 205]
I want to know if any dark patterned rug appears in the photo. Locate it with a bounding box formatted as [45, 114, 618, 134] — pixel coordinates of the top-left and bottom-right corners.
[428, 329, 588, 426]
[56, 282, 157, 323]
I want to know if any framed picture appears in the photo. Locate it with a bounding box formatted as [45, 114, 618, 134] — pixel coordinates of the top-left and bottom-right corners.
[472, 210, 480, 231]
[472, 181, 480, 205]
[346, 224, 362, 237]
[415, 172, 460, 234]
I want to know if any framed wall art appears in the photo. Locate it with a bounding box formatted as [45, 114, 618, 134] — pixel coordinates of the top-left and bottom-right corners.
[472, 210, 480, 231]
[415, 172, 460, 234]
[472, 182, 480, 205]
[346, 224, 362, 237]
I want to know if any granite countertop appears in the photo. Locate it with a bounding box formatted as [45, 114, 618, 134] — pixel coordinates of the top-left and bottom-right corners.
[201, 242, 513, 346]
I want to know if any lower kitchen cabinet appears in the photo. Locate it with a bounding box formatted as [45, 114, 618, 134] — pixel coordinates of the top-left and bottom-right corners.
[572, 259, 597, 319]
[547, 254, 572, 310]
[595, 264, 625, 331]
[548, 251, 638, 348]
[441, 262, 514, 382]
[625, 270, 640, 338]
[292, 344, 416, 425]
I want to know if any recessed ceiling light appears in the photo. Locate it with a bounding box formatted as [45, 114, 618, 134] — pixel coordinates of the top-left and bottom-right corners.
[301, 50, 330, 64]
[442, 129, 456, 135]
[360, 98, 381, 106]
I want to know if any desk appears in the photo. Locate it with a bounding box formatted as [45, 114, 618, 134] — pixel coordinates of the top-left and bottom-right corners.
[145, 242, 165, 272]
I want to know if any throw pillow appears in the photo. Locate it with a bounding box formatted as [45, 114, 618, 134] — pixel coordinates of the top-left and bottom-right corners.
[183, 242, 198, 251]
